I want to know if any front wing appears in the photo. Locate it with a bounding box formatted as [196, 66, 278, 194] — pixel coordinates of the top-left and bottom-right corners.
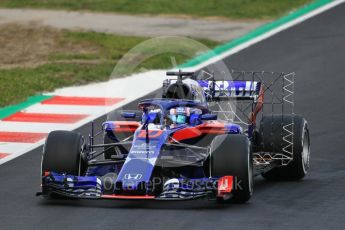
[37, 172, 234, 201]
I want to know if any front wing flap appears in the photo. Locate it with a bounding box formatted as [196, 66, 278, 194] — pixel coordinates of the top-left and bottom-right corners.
[38, 172, 234, 201]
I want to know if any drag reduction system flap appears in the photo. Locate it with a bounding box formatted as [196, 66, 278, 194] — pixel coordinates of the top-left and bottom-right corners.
[165, 71, 262, 102]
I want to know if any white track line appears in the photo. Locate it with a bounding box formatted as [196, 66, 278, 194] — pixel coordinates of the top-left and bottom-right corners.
[0, 140, 46, 164]
[46, 70, 166, 98]
[0, 121, 75, 133]
[0, 142, 34, 154]
[24, 104, 111, 115]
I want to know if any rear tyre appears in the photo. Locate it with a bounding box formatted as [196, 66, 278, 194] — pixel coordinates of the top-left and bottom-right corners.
[259, 115, 310, 180]
[42, 130, 86, 176]
[210, 134, 253, 203]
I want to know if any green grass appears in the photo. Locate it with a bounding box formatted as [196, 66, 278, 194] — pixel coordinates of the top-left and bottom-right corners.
[0, 30, 218, 107]
[0, 0, 313, 19]
[0, 63, 112, 107]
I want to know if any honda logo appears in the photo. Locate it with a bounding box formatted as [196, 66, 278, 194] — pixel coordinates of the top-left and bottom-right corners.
[124, 173, 142, 180]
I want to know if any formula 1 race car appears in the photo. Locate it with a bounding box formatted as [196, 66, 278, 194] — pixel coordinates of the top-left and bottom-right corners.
[37, 70, 310, 203]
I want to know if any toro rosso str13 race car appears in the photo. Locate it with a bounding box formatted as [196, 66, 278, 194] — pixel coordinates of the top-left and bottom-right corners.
[37, 70, 310, 203]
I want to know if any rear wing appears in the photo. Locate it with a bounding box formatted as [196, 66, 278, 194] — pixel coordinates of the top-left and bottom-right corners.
[166, 70, 262, 102]
[197, 80, 262, 101]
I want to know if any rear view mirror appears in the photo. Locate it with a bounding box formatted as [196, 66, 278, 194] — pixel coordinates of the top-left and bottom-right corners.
[121, 112, 137, 119]
[201, 114, 217, 120]
[142, 112, 158, 124]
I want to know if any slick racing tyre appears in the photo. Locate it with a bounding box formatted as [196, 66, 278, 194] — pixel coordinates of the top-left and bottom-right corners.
[210, 134, 253, 203]
[42, 130, 86, 176]
[259, 115, 310, 180]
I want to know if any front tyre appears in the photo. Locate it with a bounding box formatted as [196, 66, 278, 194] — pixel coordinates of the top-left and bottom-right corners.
[210, 134, 253, 203]
[42, 130, 87, 176]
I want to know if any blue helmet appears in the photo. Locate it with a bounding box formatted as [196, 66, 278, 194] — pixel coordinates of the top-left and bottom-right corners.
[170, 107, 187, 124]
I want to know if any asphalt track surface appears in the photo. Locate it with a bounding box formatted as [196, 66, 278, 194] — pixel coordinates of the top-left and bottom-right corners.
[1, 3, 345, 230]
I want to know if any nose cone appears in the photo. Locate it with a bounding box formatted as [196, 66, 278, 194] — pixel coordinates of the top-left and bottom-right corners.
[115, 127, 169, 195]
[116, 158, 154, 194]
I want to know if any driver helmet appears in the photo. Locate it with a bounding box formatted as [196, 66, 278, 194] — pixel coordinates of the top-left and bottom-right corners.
[170, 107, 190, 124]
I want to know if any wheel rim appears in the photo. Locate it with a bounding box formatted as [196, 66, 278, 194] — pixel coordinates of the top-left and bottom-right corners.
[248, 151, 253, 195]
[301, 128, 310, 173]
